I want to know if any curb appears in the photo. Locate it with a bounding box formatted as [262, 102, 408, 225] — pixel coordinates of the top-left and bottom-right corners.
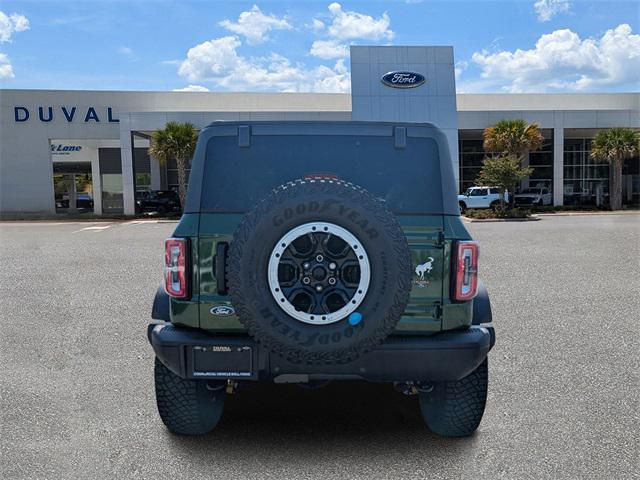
[0, 215, 180, 223]
[535, 211, 640, 217]
[463, 216, 541, 223]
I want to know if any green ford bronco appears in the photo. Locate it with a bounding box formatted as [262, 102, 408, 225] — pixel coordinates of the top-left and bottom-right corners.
[148, 121, 495, 437]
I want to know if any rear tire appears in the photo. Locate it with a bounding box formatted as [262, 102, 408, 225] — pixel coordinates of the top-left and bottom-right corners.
[490, 201, 500, 211]
[419, 359, 488, 437]
[154, 357, 226, 435]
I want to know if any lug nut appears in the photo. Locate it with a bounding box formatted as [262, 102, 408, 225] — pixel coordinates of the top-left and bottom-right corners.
[303, 262, 310, 269]
[328, 278, 337, 285]
[329, 262, 337, 270]
[302, 277, 311, 284]
[316, 254, 324, 262]
[316, 285, 323, 292]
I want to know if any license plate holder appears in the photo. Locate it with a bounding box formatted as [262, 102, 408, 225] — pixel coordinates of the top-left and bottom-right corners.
[191, 344, 253, 378]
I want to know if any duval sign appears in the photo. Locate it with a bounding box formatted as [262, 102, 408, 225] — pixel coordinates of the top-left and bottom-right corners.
[14, 106, 119, 123]
[381, 71, 426, 89]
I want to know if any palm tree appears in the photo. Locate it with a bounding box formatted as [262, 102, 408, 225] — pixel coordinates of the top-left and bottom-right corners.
[590, 127, 639, 210]
[483, 119, 544, 158]
[483, 119, 544, 207]
[148, 122, 198, 209]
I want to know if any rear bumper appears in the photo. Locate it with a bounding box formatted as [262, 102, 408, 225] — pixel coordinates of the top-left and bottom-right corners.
[148, 323, 495, 383]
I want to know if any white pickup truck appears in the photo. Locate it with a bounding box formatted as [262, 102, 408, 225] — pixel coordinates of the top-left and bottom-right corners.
[514, 187, 552, 206]
[458, 186, 507, 211]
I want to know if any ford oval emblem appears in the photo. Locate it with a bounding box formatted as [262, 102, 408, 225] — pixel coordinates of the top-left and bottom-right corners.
[381, 71, 426, 89]
[210, 305, 236, 316]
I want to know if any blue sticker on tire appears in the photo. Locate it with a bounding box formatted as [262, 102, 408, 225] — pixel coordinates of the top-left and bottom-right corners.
[348, 312, 362, 326]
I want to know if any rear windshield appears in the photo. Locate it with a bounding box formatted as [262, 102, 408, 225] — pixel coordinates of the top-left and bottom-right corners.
[200, 134, 444, 214]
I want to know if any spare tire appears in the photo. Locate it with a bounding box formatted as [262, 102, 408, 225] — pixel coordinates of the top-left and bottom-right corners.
[228, 178, 412, 364]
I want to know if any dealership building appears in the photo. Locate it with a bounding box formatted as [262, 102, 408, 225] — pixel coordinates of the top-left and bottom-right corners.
[1, 45, 638, 216]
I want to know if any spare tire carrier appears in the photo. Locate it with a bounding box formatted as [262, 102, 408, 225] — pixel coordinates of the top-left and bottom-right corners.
[267, 222, 371, 325]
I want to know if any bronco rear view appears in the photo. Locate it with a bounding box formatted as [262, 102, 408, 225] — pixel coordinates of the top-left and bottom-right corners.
[148, 121, 495, 437]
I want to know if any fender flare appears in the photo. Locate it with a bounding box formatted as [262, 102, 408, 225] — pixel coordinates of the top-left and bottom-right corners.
[472, 279, 494, 349]
[151, 285, 171, 322]
[472, 279, 492, 325]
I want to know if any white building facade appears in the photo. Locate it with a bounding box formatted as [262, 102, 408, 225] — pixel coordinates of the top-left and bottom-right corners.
[1, 46, 638, 216]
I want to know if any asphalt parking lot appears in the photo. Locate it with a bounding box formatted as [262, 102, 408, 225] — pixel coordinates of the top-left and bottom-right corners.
[1, 215, 638, 479]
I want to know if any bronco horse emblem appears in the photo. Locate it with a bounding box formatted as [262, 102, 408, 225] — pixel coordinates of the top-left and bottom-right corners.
[415, 257, 434, 280]
[414, 257, 434, 287]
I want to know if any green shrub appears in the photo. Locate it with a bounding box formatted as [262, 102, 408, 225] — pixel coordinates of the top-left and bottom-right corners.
[464, 208, 531, 219]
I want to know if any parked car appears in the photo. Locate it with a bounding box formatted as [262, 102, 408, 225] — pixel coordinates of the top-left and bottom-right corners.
[76, 193, 94, 209]
[148, 121, 495, 437]
[514, 187, 552, 206]
[55, 192, 94, 210]
[136, 190, 181, 214]
[458, 186, 507, 211]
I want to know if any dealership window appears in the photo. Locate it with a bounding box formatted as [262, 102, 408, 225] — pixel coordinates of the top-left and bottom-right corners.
[458, 132, 493, 193]
[623, 152, 640, 207]
[563, 138, 610, 206]
[459, 129, 553, 194]
[134, 147, 151, 191]
[527, 132, 553, 191]
[52, 162, 94, 214]
[165, 157, 191, 192]
[98, 148, 124, 214]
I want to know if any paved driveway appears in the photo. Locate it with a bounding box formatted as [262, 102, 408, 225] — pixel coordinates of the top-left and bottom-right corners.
[1, 215, 638, 479]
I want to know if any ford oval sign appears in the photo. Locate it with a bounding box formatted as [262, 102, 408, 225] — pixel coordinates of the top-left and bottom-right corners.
[210, 305, 236, 316]
[381, 71, 426, 89]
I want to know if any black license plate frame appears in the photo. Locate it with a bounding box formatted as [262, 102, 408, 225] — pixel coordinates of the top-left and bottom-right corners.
[190, 344, 254, 379]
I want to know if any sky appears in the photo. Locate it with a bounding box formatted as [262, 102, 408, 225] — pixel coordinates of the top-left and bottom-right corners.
[0, 0, 638, 93]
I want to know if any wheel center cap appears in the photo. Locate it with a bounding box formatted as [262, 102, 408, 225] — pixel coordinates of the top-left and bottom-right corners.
[268, 222, 371, 325]
[312, 266, 327, 281]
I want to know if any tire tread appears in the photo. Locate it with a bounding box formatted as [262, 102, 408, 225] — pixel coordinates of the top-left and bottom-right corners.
[419, 359, 488, 437]
[154, 358, 225, 435]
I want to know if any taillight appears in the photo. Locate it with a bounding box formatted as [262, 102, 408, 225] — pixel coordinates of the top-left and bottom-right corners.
[453, 241, 479, 301]
[165, 238, 189, 298]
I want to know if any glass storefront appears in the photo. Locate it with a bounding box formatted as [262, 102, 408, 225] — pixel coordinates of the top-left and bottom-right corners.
[134, 147, 151, 192]
[563, 138, 610, 206]
[528, 135, 553, 190]
[98, 148, 124, 214]
[52, 162, 94, 214]
[459, 131, 492, 193]
[166, 156, 192, 192]
[458, 130, 553, 194]
[622, 153, 640, 207]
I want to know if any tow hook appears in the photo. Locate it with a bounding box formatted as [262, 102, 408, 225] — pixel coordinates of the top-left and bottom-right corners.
[394, 381, 434, 395]
[225, 380, 239, 394]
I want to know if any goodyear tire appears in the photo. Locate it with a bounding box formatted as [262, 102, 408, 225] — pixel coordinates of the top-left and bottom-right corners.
[154, 358, 225, 435]
[228, 178, 412, 365]
[419, 359, 488, 437]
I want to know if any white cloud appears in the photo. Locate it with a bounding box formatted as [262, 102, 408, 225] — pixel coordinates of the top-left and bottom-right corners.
[178, 36, 243, 82]
[0, 52, 14, 79]
[0, 11, 30, 42]
[311, 18, 325, 32]
[310, 39, 349, 60]
[324, 3, 393, 41]
[177, 35, 350, 93]
[312, 58, 350, 93]
[308, 3, 393, 59]
[533, 0, 571, 22]
[219, 5, 291, 45]
[471, 24, 640, 92]
[118, 46, 133, 56]
[454, 60, 468, 81]
[173, 85, 210, 92]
